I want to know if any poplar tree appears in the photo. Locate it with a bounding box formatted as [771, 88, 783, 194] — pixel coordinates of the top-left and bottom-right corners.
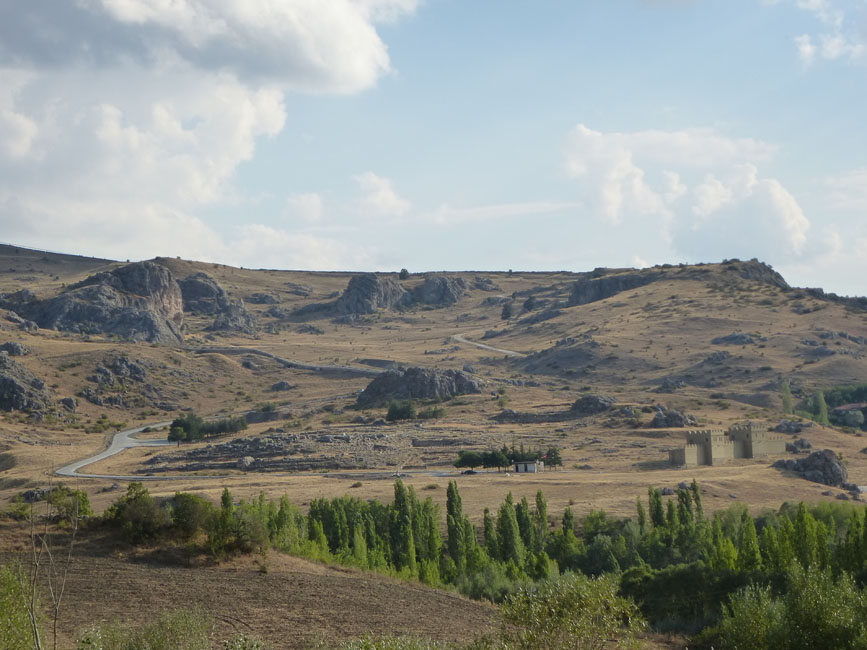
[648, 487, 665, 528]
[497, 493, 526, 566]
[534, 490, 549, 551]
[737, 512, 762, 575]
[483, 507, 499, 561]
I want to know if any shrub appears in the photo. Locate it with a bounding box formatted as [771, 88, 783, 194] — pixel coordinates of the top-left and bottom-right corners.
[77, 607, 212, 650]
[501, 572, 644, 649]
[386, 400, 416, 422]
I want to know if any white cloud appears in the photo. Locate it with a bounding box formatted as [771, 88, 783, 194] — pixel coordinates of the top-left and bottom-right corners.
[423, 200, 580, 225]
[795, 34, 817, 65]
[0, 1, 418, 263]
[563, 124, 813, 264]
[285, 192, 325, 222]
[775, 1, 865, 64]
[353, 171, 411, 216]
[228, 223, 379, 270]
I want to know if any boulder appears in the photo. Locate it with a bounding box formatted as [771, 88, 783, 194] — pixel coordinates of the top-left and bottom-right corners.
[657, 377, 686, 393]
[335, 274, 410, 315]
[15, 262, 184, 344]
[59, 397, 77, 412]
[0, 342, 29, 356]
[712, 332, 755, 345]
[411, 275, 467, 306]
[0, 352, 52, 412]
[650, 407, 697, 428]
[775, 419, 813, 434]
[247, 292, 279, 304]
[776, 449, 849, 487]
[702, 351, 730, 364]
[356, 366, 483, 408]
[178, 272, 230, 315]
[208, 301, 258, 334]
[570, 395, 614, 415]
[271, 380, 294, 392]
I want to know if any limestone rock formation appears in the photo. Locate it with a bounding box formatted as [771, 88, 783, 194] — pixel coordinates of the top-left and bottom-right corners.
[650, 407, 697, 428]
[774, 449, 848, 487]
[356, 367, 483, 408]
[570, 394, 615, 415]
[208, 301, 258, 334]
[411, 275, 467, 306]
[0, 342, 29, 356]
[178, 272, 230, 315]
[0, 352, 52, 412]
[336, 273, 409, 315]
[8, 262, 184, 344]
[569, 272, 659, 306]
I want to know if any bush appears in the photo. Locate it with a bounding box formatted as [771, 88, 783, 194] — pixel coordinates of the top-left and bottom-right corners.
[1, 562, 40, 650]
[399, 269, 410, 280]
[386, 400, 416, 422]
[501, 572, 644, 649]
[77, 607, 212, 650]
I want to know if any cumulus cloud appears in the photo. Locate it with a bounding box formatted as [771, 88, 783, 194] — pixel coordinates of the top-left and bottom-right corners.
[564, 124, 812, 264]
[423, 201, 580, 226]
[0, 0, 418, 264]
[228, 224, 380, 270]
[353, 171, 411, 216]
[774, 0, 866, 64]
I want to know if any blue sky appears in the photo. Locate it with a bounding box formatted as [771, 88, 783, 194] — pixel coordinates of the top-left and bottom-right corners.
[1, 0, 865, 294]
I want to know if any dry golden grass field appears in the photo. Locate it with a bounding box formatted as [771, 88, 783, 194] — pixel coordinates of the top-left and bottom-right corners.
[1, 243, 866, 647]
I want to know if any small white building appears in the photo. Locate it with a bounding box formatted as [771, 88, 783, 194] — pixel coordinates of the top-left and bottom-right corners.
[513, 460, 544, 473]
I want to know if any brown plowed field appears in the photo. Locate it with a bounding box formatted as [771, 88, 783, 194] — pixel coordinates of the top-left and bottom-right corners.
[16, 551, 498, 649]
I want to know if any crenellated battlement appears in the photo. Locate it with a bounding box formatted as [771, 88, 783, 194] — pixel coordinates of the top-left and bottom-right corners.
[670, 421, 787, 467]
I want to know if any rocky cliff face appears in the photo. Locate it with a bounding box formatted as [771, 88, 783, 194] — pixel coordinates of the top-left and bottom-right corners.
[336, 274, 410, 315]
[0, 351, 52, 412]
[178, 272, 231, 315]
[411, 275, 467, 306]
[569, 272, 660, 306]
[356, 367, 483, 407]
[6, 262, 185, 344]
[179, 272, 257, 333]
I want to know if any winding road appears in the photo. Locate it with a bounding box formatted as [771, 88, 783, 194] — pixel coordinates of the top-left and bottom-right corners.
[55, 335, 526, 480]
[452, 333, 526, 358]
[55, 422, 183, 480]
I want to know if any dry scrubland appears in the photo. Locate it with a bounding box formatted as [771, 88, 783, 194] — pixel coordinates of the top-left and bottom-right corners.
[1, 243, 866, 647]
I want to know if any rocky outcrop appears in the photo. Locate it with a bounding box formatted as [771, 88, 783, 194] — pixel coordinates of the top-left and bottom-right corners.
[178, 271, 258, 333]
[336, 274, 410, 315]
[356, 367, 483, 408]
[247, 292, 279, 305]
[10, 262, 184, 344]
[0, 342, 29, 356]
[208, 301, 258, 334]
[411, 275, 467, 306]
[774, 449, 848, 487]
[570, 395, 614, 415]
[0, 352, 52, 412]
[775, 419, 814, 434]
[178, 272, 230, 315]
[649, 407, 697, 428]
[569, 272, 659, 306]
[712, 332, 757, 345]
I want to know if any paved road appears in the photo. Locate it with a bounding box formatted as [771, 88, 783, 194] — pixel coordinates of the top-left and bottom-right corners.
[452, 333, 526, 358]
[54, 421, 193, 480]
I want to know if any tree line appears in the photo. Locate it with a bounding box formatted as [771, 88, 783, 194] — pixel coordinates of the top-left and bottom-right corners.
[92, 479, 867, 647]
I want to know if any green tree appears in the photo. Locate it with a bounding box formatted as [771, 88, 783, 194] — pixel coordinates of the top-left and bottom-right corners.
[781, 380, 794, 415]
[813, 391, 830, 426]
[501, 302, 513, 320]
[533, 490, 548, 552]
[453, 450, 483, 470]
[496, 493, 525, 567]
[648, 487, 665, 529]
[501, 572, 644, 650]
[0, 563, 41, 650]
[398, 268, 409, 280]
[737, 513, 762, 576]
